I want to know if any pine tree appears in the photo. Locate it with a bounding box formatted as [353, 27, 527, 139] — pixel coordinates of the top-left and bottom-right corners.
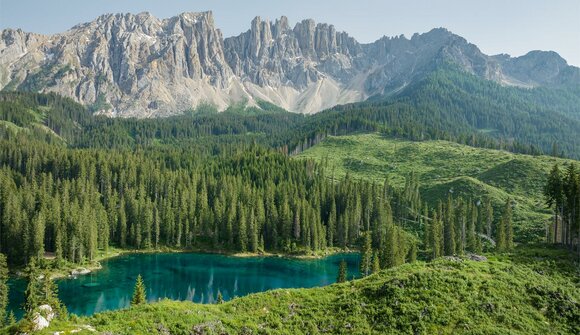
[337, 259, 347, 283]
[455, 199, 466, 255]
[31, 211, 46, 261]
[23, 259, 40, 317]
[422, 205, 431, 255]
[131, 274, 147, 306]
[237, 204, 247, 252]
[484, 198, 493, 239]
[7, 311, 15, 326]
[407, 242, 417, 263]
[431, 210, 443, 259]
[40, 271, 65, 317]
[248, 208, 258, 253]
[359, 232, 372, 276]
[371, 251, 381, 274]
[467, 202, 478, 253]
[327, 199, 336, 248]
[383, 224, 398, 268]
[0, 254, 7, 327]
[504, 199, 514, 251]
[496, 218, 507, 252]
[545, 164, 563, 243]
[216, 290, 224, 304]
[443, 198, 456, 256]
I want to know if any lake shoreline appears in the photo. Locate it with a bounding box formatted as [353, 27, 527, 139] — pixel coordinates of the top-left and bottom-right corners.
[12, 247, 359, 280]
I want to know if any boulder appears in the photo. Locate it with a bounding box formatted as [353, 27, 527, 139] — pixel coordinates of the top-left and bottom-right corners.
[38, 304, 55, 322]
[442, 256, 463, 262]
[71, 268, 91, 276]
[467, 254, 488, 262]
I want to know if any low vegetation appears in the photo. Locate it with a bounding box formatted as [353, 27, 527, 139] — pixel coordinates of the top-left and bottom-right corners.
[17, 246, 578, 335]
[297, 133, 574, 241]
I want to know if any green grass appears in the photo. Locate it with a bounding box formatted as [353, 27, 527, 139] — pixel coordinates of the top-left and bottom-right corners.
[296, 133, 576, 242]
[17, 246, 578, 335]
[0, 120, 28, 134]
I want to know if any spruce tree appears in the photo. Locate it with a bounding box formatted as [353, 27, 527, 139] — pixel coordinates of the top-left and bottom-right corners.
[248, 208, 258, 253]
[496, 218, 507, 252]
[545, 164, 563, 243]
[360, 232, 372, 276]
[24, 259, 40, 317]
[216, 290, 224, 304]
[0, 254, 7, 327]
[484, 199, 494, 239]
[467, 203, 477, 253]
[40, 271, 66, 317]
[371, 251, 381, 274]
[337, 260, 347, 283]
[407, 243, 417, 263]
[443, 198, 456, 256]
[7, 311, 15, 326]
[131, 274, 147, 306]
[237, 205, 247, 252]
[504, 199, 514, 251]
[422, 205, 431, 255]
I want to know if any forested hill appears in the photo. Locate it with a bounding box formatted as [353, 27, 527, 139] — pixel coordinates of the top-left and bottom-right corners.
[2, 63, 580, 160]
[0, 71, 579, 334]
[293, 65, 580, 159]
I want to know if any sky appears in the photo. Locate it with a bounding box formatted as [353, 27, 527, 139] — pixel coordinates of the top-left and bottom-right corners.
[1, 0, 579, 66]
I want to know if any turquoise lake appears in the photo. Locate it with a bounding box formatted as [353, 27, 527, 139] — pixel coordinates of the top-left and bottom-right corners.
[8, 252, 360, 317]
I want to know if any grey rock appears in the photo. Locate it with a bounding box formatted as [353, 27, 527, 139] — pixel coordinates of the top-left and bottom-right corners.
[71, 268, 91, 276]
[467, 254, 488, 262]
[1, 13, 578, 117]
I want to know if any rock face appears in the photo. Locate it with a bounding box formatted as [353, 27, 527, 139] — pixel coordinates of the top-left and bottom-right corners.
[1, 12, 578, 117]
[31, 304, 55, 331]
[71, 268, 91, 276]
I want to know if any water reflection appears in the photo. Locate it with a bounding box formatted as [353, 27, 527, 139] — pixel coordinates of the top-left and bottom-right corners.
[8, 252, 360, 317]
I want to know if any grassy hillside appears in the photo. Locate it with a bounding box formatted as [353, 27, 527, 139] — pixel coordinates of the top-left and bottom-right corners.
[296, 133, 576, 241]
[17, 246, 578, 335]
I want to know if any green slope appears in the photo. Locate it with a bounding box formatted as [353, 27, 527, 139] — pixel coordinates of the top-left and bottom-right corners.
[19, 247, 578, 335]
[296, 133, 576, 241]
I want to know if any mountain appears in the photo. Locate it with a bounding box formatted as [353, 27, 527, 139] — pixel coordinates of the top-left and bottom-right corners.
[1, 11, 579, 117]
[296, 133, 574, 241]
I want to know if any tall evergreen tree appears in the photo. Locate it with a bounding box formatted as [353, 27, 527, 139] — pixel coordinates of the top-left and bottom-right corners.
[23, 259, 40, 318]
[359, 232, 372, 276]
[337, 260, 347, 283]
[443, 198, 456, 256]
[216, 290, 224, 304]
[131, 275, 147, 306]
[484, 199, 494, 239]
[496, 218, 507, 252]
[504, 199, 514, 251]
[431, 210, 443, 259]
[0, 254, 8, 327]
[371, 251, 381, 274]
[545, 164, 564, 243]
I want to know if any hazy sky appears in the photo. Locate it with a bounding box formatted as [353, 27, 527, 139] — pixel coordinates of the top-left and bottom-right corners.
[1, 0, 579, 66]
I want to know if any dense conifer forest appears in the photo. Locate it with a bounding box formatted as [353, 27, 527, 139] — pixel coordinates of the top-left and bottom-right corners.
[0, 65, 578, 270]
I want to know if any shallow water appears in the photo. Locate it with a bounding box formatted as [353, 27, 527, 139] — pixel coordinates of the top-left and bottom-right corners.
[8, 252, 360, 317]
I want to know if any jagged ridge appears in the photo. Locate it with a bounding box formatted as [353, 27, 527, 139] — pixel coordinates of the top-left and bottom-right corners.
[1, 11, 578, 117]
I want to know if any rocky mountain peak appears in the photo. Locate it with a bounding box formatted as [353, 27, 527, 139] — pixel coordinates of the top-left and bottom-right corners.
[1, 12, 578, 117]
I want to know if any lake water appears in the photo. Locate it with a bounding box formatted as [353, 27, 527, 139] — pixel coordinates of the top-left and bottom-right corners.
[8, 252, 360, 317]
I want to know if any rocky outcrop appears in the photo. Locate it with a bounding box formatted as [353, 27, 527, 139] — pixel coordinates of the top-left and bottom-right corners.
[71, 268, 91, 276]
[1, 12, 578, 117]
[30, 305, 55, 331]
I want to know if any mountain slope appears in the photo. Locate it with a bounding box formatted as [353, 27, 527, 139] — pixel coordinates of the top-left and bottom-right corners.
[16, 247, 578, 335]
[296, 133, 577, 241]
[1, 12, 579, 117]
[290, 66, 580, 158]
